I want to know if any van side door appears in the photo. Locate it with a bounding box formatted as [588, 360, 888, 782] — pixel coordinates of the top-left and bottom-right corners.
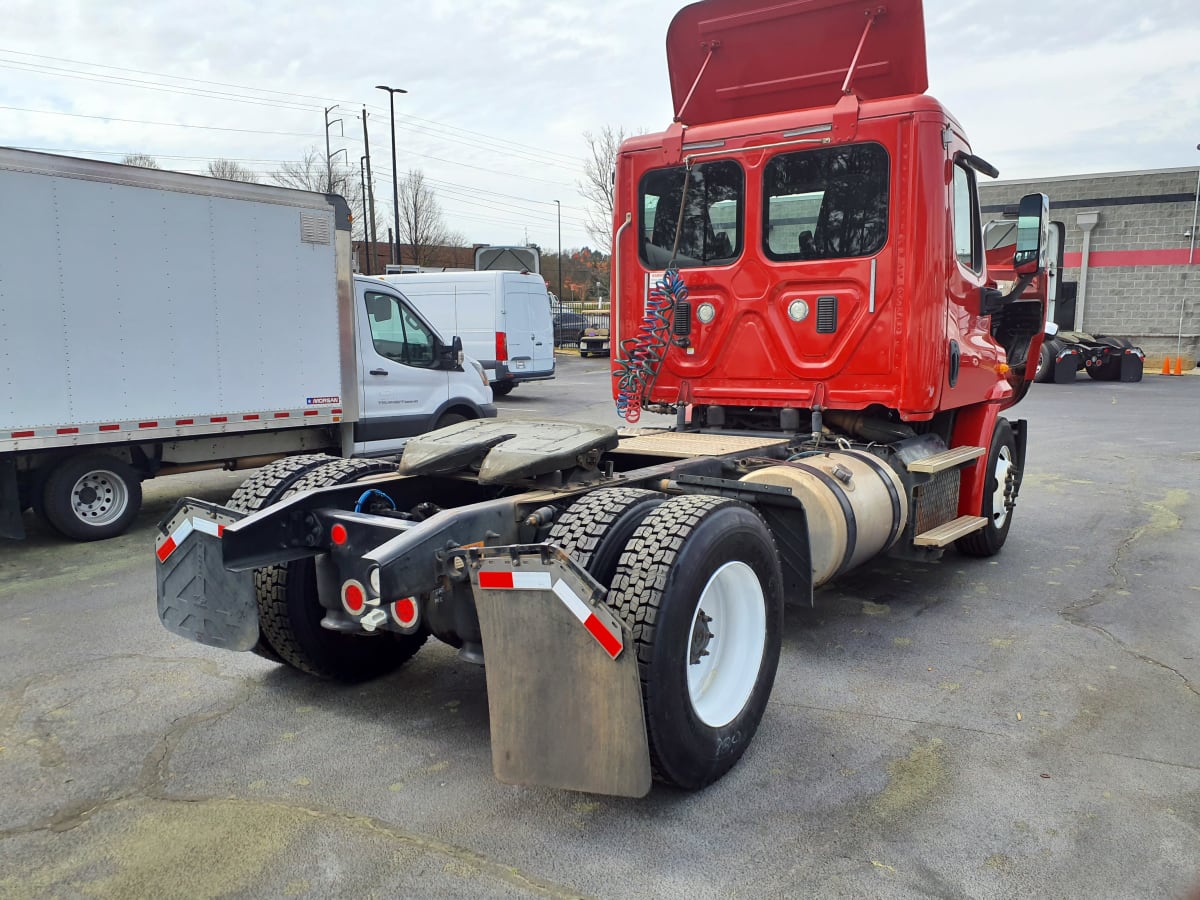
[354, 286, 449, 453]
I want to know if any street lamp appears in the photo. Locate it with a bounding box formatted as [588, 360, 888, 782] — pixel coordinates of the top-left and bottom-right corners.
[375, 84, 407, 268]
[555, 200, 563, 301]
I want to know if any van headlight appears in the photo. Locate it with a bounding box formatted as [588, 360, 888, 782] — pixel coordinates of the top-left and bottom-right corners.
[468, 358, 488, 386]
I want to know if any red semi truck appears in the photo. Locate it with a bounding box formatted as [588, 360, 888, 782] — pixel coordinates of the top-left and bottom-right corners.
[155, 0, 1052, 797]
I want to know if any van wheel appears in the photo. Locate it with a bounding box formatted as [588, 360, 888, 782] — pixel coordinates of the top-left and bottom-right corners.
[40, 454, 142, 541]
[434, 412, 468, 430]
[256, 458, 425, 682]
[225, 454, 337, 662]
[606, 495, 784, 790]
[491, 381, 515, 397]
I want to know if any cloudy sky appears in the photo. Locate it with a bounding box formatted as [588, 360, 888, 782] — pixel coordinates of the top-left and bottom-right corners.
[5, 0, 1198, 252]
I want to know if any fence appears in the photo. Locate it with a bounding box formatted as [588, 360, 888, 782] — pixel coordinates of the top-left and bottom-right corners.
[553, 300, 611, 348]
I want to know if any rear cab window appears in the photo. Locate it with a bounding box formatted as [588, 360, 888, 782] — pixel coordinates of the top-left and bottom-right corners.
[639, 160, 744, 269]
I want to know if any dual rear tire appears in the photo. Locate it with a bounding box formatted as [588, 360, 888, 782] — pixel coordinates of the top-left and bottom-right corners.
[551, 489, 784, 790]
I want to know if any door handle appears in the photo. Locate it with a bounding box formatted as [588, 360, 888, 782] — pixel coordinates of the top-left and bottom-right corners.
[369, 368, 388, 376]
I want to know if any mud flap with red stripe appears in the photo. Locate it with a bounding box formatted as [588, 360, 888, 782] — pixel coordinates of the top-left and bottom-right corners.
[467, 545, 652, 798]
[155, 499, 258, 652]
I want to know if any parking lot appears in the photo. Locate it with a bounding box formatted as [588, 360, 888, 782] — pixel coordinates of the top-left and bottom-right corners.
[1, 358, 1198, 899]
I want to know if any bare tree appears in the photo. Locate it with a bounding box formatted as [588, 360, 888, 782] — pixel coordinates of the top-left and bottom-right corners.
[397, 169, 461, 266]
[274, 146, 377, 246]
[579, 126, 627, 253]
[206, 159, 258, 183]
[121, 153, 159, 169]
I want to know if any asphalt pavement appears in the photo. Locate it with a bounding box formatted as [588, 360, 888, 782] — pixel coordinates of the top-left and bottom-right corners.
[1, 360, 1198, 899]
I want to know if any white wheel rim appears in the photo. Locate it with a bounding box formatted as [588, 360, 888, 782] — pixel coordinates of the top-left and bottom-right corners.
[991, 446, 1013, 529]
[70, 469, 129, 526]
[686, 561, 767, 727]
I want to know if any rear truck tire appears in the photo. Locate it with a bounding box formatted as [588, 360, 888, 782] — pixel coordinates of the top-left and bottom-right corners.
[256, 457, 426, 682]
[224, 453, 338, 662]
[40, 453, 142, 541]
[956, 418, 1018, 558]
[547, 488, 666, 588]
[606, 495, 784, 790]
[490, 381, 515, 397]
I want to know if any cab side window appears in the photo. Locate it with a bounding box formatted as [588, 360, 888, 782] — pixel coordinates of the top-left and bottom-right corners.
[365, 292, 436, 368]
[953, 164, 982, 272]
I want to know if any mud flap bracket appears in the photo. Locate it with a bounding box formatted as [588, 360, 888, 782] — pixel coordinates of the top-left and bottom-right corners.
[466, 544, 651, 798]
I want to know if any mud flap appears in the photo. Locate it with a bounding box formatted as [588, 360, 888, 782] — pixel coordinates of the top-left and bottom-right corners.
[1120, 352, 1144, 382]
[1053, 350, 1079, 383]
[155, 499, 258, 651]
[466, 544, 652, 798]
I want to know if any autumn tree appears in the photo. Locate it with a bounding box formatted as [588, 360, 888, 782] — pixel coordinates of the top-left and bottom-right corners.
[274, 146, 378, 246]
[206, 159, 258, 183]
[578, 126, 627, 253]
[396, 169, 462, 266]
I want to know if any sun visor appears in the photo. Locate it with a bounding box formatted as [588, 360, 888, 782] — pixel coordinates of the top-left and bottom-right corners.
[665, 0, 929, 126]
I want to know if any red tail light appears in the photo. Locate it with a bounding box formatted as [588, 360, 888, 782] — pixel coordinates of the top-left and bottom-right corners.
[496, 332, 508, 362]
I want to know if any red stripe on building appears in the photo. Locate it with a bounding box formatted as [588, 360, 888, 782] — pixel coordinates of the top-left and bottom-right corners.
[479, 571, 515, 589]
[584, 614, 622, 659]
[1062, 248, 1199, 268]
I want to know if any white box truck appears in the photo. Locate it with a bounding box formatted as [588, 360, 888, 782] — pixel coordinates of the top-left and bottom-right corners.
[0, 148, 494, 542]
[379, 271, 555, 396]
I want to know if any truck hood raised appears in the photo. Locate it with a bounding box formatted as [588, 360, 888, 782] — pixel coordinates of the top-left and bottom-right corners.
[665, 0, 928, 126]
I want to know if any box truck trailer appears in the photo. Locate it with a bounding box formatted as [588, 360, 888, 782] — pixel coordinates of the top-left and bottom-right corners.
[0, 149, 494, 541]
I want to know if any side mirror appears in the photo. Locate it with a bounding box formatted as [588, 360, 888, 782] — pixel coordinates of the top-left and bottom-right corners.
[1013, 192, 1049, 276]
[437, 335, 464, 369]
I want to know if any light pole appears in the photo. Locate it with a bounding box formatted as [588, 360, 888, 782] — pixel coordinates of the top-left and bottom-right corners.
[375, 84, 407, 268]
[554, 200, 563, 300]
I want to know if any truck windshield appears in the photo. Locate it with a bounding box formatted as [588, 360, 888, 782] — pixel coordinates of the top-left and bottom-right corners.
[763, 142, 889, 261]
[639, 160, 743, 269]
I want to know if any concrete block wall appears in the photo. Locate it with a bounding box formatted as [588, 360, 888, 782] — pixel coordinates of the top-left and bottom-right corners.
[980, 167, 1200, 363]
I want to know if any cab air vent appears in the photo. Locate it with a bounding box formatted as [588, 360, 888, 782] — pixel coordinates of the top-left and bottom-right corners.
[816, 296, 838, 333]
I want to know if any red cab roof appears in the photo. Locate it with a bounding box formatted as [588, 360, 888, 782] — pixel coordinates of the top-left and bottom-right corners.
[665, 0, 929, 126]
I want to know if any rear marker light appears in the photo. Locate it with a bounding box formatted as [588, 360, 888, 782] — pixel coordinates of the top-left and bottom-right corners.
[391, 597, 419, 628]
[496, 332, 508, 362]
[342, 580, 366, 615]
[330, 524, 348, 545]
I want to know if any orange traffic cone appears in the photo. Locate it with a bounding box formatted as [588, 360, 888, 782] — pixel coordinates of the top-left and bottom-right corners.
[1175, 357, 1183, 376]
[1162, 357, 1172, 375]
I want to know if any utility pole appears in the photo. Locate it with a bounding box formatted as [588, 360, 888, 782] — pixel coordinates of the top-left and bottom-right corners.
[362, 107, 379, 273]
[324, 105, 344, 191]
[376, 85, 408, 268]
[359, 156, 371, 275]
[555, 200, 563, 300]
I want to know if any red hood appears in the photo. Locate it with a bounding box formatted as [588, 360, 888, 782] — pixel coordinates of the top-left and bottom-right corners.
[666, 0, 929, 126]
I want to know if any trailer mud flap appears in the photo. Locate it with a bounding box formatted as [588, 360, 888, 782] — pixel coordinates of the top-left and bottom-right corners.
[467, 545, 652, 798]
[155, 499, 258, 651]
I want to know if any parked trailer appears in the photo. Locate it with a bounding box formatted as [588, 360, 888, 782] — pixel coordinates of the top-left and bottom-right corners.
[0, 149, 494, 541]
[154, 0, 1053, 796]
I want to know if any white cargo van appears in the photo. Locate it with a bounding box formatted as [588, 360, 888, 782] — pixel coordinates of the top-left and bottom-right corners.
[379, 271, 555, 396]
[0, 148, 494, 541]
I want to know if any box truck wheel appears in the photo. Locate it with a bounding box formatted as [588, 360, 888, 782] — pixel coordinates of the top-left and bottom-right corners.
[956, 418, 1017, 558]
[40, 453, 142, 541]
[225, 453, 338, 663]
[606, 495, 784, 790]
[547, 488, 665, 588]
[255, 458, 426, 682]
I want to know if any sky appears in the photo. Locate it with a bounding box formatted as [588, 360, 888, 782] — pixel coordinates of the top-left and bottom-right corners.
[5, 0, 1199, 254]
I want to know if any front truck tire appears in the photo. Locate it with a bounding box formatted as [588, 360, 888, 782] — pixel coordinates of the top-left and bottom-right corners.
[253, 457, 426, 682]
[40, 453, 142, 541]
[606, 495, 784, 790]
[956, 417, 1018, 558]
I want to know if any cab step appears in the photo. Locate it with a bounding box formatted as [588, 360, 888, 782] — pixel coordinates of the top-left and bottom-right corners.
[913, 515, 987, 547]
[906, 446, 985, 474]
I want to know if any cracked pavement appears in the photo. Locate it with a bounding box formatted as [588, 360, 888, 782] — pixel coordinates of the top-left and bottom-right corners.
[1, 360, 1198, 898]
